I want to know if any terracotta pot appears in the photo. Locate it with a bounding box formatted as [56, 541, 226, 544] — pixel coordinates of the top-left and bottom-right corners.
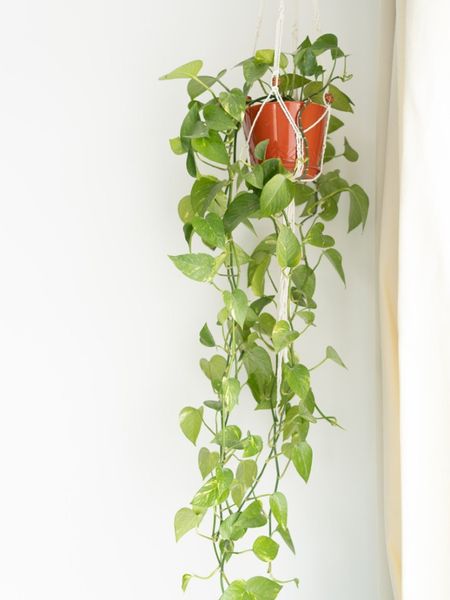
[243, 100, 329, 180]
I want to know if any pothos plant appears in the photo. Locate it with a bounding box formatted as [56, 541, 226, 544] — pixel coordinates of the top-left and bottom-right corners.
[161, 33, 368, 600]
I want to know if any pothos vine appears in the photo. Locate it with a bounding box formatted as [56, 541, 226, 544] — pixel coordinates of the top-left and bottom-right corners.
[161, 33, 368, 600]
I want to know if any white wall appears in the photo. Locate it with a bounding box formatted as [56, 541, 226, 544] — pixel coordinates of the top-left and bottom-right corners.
[0, 1, 392, 599]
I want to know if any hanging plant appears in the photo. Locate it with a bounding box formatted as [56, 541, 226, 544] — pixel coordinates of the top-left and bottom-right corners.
[161, 30, 368, 600]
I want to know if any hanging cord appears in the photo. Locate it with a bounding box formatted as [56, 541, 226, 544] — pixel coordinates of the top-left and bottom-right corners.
[312, 0, 321, 33]
[244, 0, 330, 379]
[241, 0, 305, 179]
[253, 0, 266, 54]
[272, 0, 298, 371]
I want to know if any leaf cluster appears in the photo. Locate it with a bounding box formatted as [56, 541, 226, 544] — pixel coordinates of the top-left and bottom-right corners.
[161, 33, 368, 599]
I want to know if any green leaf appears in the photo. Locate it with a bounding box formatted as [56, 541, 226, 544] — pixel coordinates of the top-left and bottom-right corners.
[286, 402, 316, 428]
[160, 59, 203, 80]
[219, 88, 247, 121]
[236, 460, 257, 488]
[231, 480, 246, 507]
[186, 148, 197, 177]
[324, 248, 346, 284]
[328, 84, 354, 112]
[298, 310, 315, 325]
[223, 289, 248, 328]
[303, 80, 324, 100]
[247, 576, 282, 600]
[295, 46, 318, 76]
[348, 184, 369, 231]
[198, 447, 219, 479]
[243, 58, 269, 85]
[255, 139, 269, 161]
[221, 580, 251, 600]
[285, 364, 310, 400]
[204, 103, 237, 131]
[223, 192, 260, 233]
[184, 120, 209, 139]
[290, 440, 313, 482]
[223, 377, 241, 411]
[192, 213, 226, 249]
[236, 500, 267, 529]
[233, 243, 251, 266]
[169, 136, 186, 155]
[242, 434, 263, 458]
[250, 295, 274, 316]
[272, 320, 299, 353]
[262, 158, 282, 183]
[294, 182, 315, 205]
[191, 476, 219, 508]
[220, 513, 247, 541]
[323, 141, 336, 163]
[260, 174, 294, 216]
[183, 223, 193, 247]
[181, 573, 192, 592]
[291, 264, 316, 299]
[199, 322, 215, 347]
[275, 525, 296, 553]
[283, 405, 312, 440]
[250, 255, 270, 297]
[258, 312, 275, 336]
[270, 492, 288, 529]
[191, 175, 225, 216]
[278, 74, 310, 93]
[187, 74, 217, 99]
[243, 345, 273, 380]
[180, 103, 201, 148]
[213, 425, 242, 448]
[174, 507, 201, 542]
[245, 164, 265, 190]
[216, 467, 234, 502]
[252, 536, 279, 562]
[305, 222, 335, 248]
[276, 225, 301, 268]
[200, 354, 227, 384]
[204, 399, 222, 411]
[179, 406, 203, 445]
[169, 253, 216, 282]
[311, 33, 338, 54]
[326, 345, 347, 368]
[178, 195, 194, 224]
[328, 114, 344, 133]
[255, 49, 288, 69]
[318, 169, 348, 198]
[343, 137, 359, 162]
[192, 131, 229, 165]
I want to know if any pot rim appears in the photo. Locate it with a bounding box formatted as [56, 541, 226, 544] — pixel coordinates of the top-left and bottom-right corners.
[246, 99, 327, 111]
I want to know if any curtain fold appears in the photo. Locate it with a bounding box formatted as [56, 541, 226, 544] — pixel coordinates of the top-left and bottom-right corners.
[379, 1, 450, 599]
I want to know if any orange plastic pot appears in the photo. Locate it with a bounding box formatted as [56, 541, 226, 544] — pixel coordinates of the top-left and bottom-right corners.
[243, 100, 329, 180]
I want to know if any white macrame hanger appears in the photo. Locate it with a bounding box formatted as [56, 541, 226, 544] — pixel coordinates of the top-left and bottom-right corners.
[241, 0, 305, 180]
[253, 0, 266, 55]
[273, 0, 298, 370]
[244, 0, 331, 379]
[312, 0, 322, 34]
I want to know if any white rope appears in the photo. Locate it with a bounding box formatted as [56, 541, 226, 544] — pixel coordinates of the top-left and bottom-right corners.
[291, 0, 300, 103]
[302, 100, 331, 182]
[244, 0, 330, 383]
[272, 0, 285, 84]
[312, 0, 321, 33]
[273, 0, 297, 374]
[253, 0, 266, 54]
[241, 0, 305, 178]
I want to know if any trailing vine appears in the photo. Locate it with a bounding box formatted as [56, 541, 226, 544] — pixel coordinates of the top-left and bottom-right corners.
[161, 33, 368, 600]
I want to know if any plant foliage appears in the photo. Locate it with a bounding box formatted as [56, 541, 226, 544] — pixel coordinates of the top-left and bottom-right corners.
[161, 33, 368, 599]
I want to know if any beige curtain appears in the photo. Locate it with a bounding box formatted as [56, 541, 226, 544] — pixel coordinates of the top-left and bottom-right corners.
[378, 1, 450, 599]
